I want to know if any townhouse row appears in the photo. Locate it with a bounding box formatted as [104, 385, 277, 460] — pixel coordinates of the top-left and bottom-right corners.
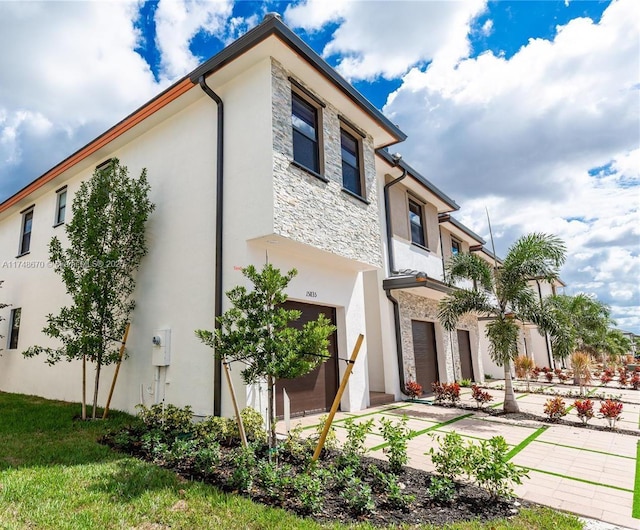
[0, 14, 555, 419]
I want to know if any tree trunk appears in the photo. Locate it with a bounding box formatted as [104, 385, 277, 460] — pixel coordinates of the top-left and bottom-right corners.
[503, 360, 520, 413]
[92, 355, 102, 419]
[267, 374, 276, 461]
[81, 354, 87, 420]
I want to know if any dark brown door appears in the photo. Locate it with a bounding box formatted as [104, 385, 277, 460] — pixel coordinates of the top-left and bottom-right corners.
[412, 320, 439, 393]
[457, 329, 474, 382]
[275, 301, 338, 417]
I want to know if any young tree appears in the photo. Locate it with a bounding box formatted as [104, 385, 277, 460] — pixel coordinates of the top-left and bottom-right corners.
[196, 264, 335, 450]
[0, 281, 7, 354]
[24, 159, 154, 419]
[438, 233, 566, 413]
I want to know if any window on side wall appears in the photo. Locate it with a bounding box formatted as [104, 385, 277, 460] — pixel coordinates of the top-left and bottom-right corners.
[451, 238, 461, 256]
[8, 308, 21, 350]
[54, 187, 67, 226]
[340, 127, 365, 199]
[19, 208, 34, 256]
[291, 91, 321, 175]
[408, 199, 426, 248]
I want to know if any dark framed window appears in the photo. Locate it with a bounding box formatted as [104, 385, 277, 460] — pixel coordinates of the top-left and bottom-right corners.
[408, 199, 426, 247]
[8, 308, 21, 350]
[291, 91, 321, 174]
[340, 128, 364, 198]
[55, 188, 67, 226]
[451, 238, 461, 256]
[19, 209, 33, 256]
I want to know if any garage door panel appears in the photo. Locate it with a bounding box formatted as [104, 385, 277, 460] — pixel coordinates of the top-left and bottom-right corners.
[275, 301, 338, 417]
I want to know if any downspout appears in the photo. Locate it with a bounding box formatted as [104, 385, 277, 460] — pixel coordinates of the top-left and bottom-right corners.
[383, 156, 408, 394]
[536, 279, 554, 369]
[199, 75, 224, 417]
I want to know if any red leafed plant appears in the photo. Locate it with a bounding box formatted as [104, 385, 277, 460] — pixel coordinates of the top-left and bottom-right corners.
[432, 382, 460, 405]
[405, 380, 423, 399]
[599, 400, 623, 429]
[545, 372, 554, 383]
[618, 369, 629, 388]
[471, 384, 493, 409]
[543, 396, 567, 421]
[630, 372, 640, 390]
[600, 373, 612, 385]
[573, 399, 594, 425]
[557, 372, 570, 384]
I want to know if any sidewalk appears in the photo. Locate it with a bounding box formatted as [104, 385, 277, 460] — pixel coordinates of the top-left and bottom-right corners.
[286, 384, 640, 529]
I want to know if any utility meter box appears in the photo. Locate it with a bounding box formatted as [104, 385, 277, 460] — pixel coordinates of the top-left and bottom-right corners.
[151, 329, 171, 366]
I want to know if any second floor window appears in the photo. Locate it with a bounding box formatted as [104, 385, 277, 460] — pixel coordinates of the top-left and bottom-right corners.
[8, 308, 21, 349]
[408, 199, 426, 247]
[19, 209, 33, 256]
[55, 188, 67, 226]
[451, 238, 461, 256]
[340, 128, 363, 198]
[291, 92, 320, 174]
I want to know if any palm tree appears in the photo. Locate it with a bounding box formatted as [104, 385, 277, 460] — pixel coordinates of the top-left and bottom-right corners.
[438, 233, 566, 413]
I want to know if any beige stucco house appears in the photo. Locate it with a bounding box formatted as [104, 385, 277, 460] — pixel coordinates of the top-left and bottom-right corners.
[0, 14, 488, 419]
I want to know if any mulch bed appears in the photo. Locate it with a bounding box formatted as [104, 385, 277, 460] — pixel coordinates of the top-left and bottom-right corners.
[102, 432, 528, 528]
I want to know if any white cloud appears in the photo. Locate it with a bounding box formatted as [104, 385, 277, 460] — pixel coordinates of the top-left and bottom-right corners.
[382, 0, 639, 330]
[285, 0, 487, 80]
[154, 0, 234, 81]
[0, 1, 161, 197]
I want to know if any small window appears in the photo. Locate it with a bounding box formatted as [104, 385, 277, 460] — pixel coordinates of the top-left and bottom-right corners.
[340, 128, 364, 198]
[451, 238, 461, 256]
[291, 91, 321, 174]
[8, 308, 21, 350]
[408, 199, 426, 247]
[19, 209, 34, 256]
[55, 188, 67, 226]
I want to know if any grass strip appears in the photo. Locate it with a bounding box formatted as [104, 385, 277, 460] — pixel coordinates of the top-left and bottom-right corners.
[519, 466, 634, 494]
[536, 440, 635, 460]
[633, 440, 640, 519]
[300, 403, 411, 430]
[368, 412, 473, 452]
[506, 426, 548, 460]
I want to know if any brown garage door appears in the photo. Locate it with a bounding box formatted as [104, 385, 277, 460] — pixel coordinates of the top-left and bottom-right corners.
[412, 320, 439, 393]
[457, 329, 474, 382]
[275, 301, 338, 417]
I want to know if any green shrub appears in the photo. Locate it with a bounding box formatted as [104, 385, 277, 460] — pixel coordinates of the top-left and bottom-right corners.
[428, 431, 469, 482]
[227, 445, 257, 492]
[341, 477, 375, 515]
[314, 414, 338, 451]
[193, 441, 221, 473]
[468, 436, 528, 499]
[427, 476, 456, 503]
[379, 415, 410, 474]
[293, 470, 324, 514]
[194, 415, 233, 444]
[459, 378, 472, 387]
[136, 403, 193, 437]
[238, 407, 267, 442]
[340, 418, 373, 467]
[257, 460, 293, 502]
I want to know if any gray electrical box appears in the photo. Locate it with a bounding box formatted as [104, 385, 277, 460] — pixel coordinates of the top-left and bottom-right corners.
[151, 329, 171, 366]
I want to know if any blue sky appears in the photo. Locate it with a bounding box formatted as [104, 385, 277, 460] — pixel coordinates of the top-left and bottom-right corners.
[0, 0, 638, 332]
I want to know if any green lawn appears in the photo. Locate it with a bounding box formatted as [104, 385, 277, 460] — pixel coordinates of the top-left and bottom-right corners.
[0, 391, 583, 529]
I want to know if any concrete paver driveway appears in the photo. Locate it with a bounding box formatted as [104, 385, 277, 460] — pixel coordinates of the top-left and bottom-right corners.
[285, 382, 639, 529]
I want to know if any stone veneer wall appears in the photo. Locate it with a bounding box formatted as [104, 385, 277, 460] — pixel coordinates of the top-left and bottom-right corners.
[271, 59, 383, 268]
[396, 290, 483, 385]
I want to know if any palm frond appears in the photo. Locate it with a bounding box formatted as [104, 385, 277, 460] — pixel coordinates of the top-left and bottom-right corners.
[437, 289, 495, 331]
[502, 233, 566, 285]
[444, 252, 493, 291]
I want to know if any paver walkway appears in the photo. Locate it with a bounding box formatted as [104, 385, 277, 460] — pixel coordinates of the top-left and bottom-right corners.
[284, 383, 640, 529]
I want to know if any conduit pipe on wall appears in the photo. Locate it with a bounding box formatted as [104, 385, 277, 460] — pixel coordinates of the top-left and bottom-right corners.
[198, 75, 224, 417]
[383, 155, 408, 395]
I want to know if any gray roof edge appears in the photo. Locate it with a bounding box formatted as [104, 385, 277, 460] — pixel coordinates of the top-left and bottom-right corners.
[439, 215, 485, 244]
[190, 16, 407, 143]
[377, 149, 459, 211]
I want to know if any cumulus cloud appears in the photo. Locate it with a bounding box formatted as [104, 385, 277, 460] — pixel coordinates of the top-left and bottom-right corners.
[285, 0, 487, 80]
[154, 0, 234, 81]
[381, 0, 639, 329]
[0, 1, 161, 197]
